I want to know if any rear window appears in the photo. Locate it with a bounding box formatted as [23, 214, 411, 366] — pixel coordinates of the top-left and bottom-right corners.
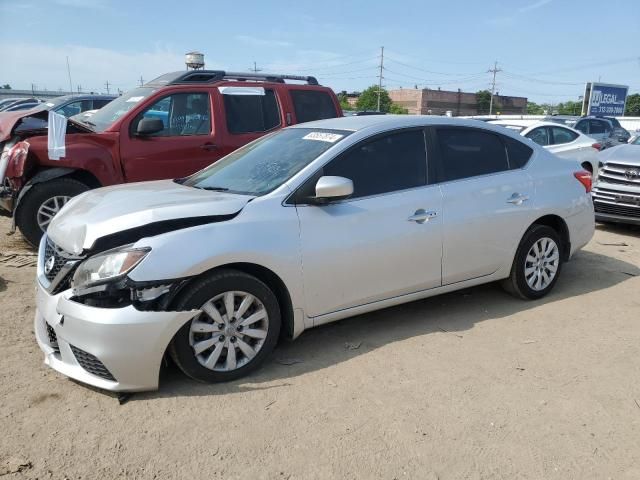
[437, 128, 509, 182]
[223, 90, 280, 134]
[290, 90, 338, 123]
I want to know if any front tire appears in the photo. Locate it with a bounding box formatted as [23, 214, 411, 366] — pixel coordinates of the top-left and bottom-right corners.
[502, 225, 563, 300]
[169, 269, 281, 383]
[15, 177, 89, 246]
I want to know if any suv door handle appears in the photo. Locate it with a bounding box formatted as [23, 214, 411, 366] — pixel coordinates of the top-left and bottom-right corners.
[200, 143, 218, 151]
[408, 209, 437, 224]
[507, 193, 529, 205]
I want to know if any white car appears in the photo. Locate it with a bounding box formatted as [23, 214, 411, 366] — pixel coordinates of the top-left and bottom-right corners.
[34, 116, 595, 392]
[490, 121, 599, 175]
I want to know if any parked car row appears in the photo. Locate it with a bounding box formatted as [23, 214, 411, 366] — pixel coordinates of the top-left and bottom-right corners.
[0, 71, 340, 245]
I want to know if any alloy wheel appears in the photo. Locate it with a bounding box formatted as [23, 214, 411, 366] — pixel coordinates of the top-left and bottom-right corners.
[524, 237, 559, 291]
[189, 291, 269, 372]
[36, 195, 71, 231]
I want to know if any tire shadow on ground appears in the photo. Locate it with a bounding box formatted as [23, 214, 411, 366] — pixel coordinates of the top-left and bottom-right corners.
[129, 249, 639, 401]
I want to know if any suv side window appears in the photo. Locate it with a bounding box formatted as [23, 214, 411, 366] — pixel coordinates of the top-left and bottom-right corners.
[551, 127, 578, 144]
[92, 99, 112, 109]
[525, 127, 550, 146]
[223, 89, 280, 134]
[135, 93, 211, 137]
[574, 120, 588, 134]
[322, 129, 427, 199]
[436, 128, 509, 182]
[290, 90, 338, 123]
[589, 120, 607, 134]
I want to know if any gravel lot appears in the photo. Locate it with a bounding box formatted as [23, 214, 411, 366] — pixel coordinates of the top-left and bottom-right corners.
[1, 216, 639, 479]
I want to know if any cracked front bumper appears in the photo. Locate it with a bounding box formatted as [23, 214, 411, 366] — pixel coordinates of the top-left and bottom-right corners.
[34, 280, 199, 392]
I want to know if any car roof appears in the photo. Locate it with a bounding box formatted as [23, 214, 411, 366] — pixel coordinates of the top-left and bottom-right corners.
[290, 115, 514, 134]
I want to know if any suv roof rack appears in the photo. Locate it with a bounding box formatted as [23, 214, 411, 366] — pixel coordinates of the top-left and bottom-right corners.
[147, 70, 319, 86]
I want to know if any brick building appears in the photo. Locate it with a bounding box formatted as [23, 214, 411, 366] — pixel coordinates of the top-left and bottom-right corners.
[388, 88, 527, 116]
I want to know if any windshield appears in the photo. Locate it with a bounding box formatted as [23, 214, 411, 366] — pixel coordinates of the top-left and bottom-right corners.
[182, 128, 350, 196]
[82, 87, 156, 132]
[43, 95, 76, 109]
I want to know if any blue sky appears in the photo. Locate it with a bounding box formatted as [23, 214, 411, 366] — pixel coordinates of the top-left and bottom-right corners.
[1, 0, 639, 103]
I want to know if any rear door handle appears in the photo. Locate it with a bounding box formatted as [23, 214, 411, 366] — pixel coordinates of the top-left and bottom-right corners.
[507, 193, 529, 205]
[408, 209, 438, 224]
[200, 143, 218, 151]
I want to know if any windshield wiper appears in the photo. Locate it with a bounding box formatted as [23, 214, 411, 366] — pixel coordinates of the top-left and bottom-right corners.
[83, 120, 97, 127]
[198, 186, 229, 191]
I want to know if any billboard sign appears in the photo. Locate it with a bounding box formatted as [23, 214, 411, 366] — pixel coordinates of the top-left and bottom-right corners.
[584, 82, 628, 116]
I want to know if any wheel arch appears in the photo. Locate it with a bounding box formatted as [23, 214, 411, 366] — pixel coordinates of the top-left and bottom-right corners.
[170, 262, 296, 341]
[528, 214, 571, 261]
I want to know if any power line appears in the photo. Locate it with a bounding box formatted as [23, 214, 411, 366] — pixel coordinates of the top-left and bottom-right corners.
[385, 56, 486, 77]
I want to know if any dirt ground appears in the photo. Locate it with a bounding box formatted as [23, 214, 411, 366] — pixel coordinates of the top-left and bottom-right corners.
[0, 216, 639, 480]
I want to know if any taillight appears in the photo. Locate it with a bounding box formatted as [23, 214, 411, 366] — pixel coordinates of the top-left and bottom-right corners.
[591, 143, 601, 151]
[574, 170, 592, 193]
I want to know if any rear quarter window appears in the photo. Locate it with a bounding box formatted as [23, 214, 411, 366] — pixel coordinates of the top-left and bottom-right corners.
[290, 90, 338, 123]
[503, 136, 533, 169]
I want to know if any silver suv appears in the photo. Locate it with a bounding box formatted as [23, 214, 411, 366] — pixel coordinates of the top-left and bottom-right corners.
[574, 117, 630, 149]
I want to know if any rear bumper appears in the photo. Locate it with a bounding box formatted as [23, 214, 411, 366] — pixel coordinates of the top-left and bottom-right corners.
[34, 280, 199, 392]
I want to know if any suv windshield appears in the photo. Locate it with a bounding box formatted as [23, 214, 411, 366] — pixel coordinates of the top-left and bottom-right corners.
[82, 87, 156, 132]
[182, 128, 350, 196]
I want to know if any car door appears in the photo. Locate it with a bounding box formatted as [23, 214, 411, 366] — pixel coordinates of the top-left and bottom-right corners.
[215, 86, 284, 158]
[434, 127, 536, 285]
[547, 126, 585, 161]
[120, 91, 220, 182]
[294, 128, 443, 318]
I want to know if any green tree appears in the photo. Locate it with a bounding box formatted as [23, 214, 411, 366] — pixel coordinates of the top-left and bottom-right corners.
[475, 90, 491, 115]
[1, 84, 11, 89]
[625, 93, 640, 116]
[336, 90, 353, 111]
[389, 103, 408, 114]
[527, 101, 544, 115]
[556, 100, 582, 115]
[356, 85, 392, 112]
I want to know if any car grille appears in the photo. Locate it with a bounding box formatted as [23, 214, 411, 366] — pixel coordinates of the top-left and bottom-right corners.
[594, 201, 640, 218]
[70, 345, 116, 382]
[597, 162, 640, 187]
[42, 238, 82, 293]
[45, 322, 60, 354]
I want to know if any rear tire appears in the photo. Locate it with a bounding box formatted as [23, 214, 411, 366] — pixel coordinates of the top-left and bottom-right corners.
[15, 177, 89, 246]
[169, 269, 281, 383]
[502, 225, 563, 300]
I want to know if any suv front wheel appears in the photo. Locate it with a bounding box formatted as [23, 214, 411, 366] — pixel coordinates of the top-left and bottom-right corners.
[15, 177, 89, 246]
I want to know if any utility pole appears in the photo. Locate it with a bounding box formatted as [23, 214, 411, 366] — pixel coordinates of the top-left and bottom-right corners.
[66, 56, 73, 96]
[250, 61, 262, 73]
[139, 76, 144, 86]
[77, 85, 81, 94]
[377, 46, 384, 112]
[104, 80, 111, 94]
[488, 60, 501, 115]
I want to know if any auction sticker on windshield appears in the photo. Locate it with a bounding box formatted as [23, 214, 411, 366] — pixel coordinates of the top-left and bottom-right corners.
[302, 132, 344, 143]
[126, 96, 145, 103]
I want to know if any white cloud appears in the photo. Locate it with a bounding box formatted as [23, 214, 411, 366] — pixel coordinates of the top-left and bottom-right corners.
[518, 0, 553, 12]
[235, 35, 292, 48]
[0, 43, 224, 93]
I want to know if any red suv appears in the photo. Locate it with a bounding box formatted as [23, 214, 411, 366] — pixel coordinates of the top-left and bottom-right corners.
[0, 70, 342, 245]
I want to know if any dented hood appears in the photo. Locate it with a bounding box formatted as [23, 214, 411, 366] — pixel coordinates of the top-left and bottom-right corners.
[47, 180, 254, 254]
[0, 107, 48, 141]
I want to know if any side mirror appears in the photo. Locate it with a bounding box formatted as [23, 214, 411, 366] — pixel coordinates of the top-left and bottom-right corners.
[314, 176, 353, 203]
[135, 117, 164, 136]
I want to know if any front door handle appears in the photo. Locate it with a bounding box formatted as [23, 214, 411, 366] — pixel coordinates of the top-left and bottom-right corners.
[408, 209, 438, 224]
[506, 193, 529, 205]
[200, 143, 218, 151]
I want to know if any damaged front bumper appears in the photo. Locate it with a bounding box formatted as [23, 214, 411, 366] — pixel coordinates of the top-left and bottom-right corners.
[34, 279, 199, 392]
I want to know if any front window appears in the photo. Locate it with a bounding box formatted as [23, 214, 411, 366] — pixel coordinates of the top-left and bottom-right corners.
[82, 87, 157, 132]
[182, 128, 350, 196]
[131, 93, 211, 136]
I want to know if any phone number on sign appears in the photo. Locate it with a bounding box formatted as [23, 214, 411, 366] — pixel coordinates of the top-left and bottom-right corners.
[592, 106, 624, 115]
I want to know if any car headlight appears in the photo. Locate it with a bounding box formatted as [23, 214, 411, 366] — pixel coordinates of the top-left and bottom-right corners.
[72, 246, 150, 289]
